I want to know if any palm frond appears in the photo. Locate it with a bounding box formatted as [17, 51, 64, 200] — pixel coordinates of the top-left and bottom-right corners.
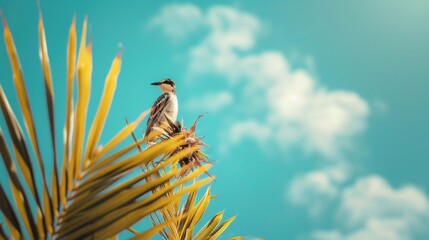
[0, 10, 237, 240]
[139, 115, 237, 240]
[148, 186, 236, 240]
[60, 14, 77, 208]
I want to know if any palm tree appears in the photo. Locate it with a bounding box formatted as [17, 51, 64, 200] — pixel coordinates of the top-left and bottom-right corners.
[0, 11, 238, 240]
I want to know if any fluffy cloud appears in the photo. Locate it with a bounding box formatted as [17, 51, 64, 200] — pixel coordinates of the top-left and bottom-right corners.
[265, 71, 369, 159]
[156, 5, 369, 159]
[340, 176, 429, 226]
[188, 6, 260, 77]
[185, 91, 233, 112]
[312, 175, 429, 240]
[288, 166, 349, 217]
[148, 4, 204, 40]
[229, 120, 272, 146]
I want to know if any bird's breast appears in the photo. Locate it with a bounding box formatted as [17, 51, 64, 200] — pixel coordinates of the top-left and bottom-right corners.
[166, 93, 178, 121]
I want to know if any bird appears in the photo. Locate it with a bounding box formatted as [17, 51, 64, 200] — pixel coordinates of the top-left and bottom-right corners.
[145, 78, 178, 143]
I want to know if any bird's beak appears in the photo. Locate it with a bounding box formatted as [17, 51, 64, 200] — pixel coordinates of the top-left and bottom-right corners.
[151, 81, 161, 86]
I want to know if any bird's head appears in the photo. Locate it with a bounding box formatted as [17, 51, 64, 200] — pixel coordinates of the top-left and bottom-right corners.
[151, 78, 176, 93]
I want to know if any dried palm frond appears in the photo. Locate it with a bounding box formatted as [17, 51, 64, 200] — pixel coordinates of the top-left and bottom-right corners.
[129, 114, 237, 240]
[152, 113, 213, 178]
[147, 186, 237, 240]
[0, 12, 214, 239]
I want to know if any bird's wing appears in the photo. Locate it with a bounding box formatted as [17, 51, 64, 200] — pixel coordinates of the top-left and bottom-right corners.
[145, 92, 171, 136]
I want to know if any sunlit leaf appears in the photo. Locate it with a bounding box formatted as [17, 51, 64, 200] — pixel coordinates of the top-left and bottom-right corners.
[38, 11, 60, 218]
[85, 51, 122, 167]
[60, 15, 77, 207]
[2, 15, 54, 234]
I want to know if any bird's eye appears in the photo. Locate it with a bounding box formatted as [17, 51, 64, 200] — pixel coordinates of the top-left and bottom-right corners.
[164, 79, 174, 86]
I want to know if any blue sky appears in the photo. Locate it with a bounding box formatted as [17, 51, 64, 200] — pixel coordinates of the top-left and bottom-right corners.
[1, 0, 429, 239]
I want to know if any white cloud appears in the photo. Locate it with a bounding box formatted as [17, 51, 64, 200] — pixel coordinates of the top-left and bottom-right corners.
[288, 165, 349, 217]
[152, 4, 369, 159]
[188, 6, 260, 77]
[229, 120, 271, 146]
[339, 175, 429, 227]
[265, 71, 369, 159]
[312, 175, 429, 240]
[205, 6, 260, 51]
[148, 4, 204, 40]
[185, 91, 233, 112]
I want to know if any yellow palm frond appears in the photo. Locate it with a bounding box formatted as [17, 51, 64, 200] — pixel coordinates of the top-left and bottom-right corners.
[148, 186, 236, 240]
[0, 10, 237, 240]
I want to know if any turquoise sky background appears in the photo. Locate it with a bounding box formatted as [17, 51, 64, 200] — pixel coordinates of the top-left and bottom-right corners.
[1, 0, 429, 239]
